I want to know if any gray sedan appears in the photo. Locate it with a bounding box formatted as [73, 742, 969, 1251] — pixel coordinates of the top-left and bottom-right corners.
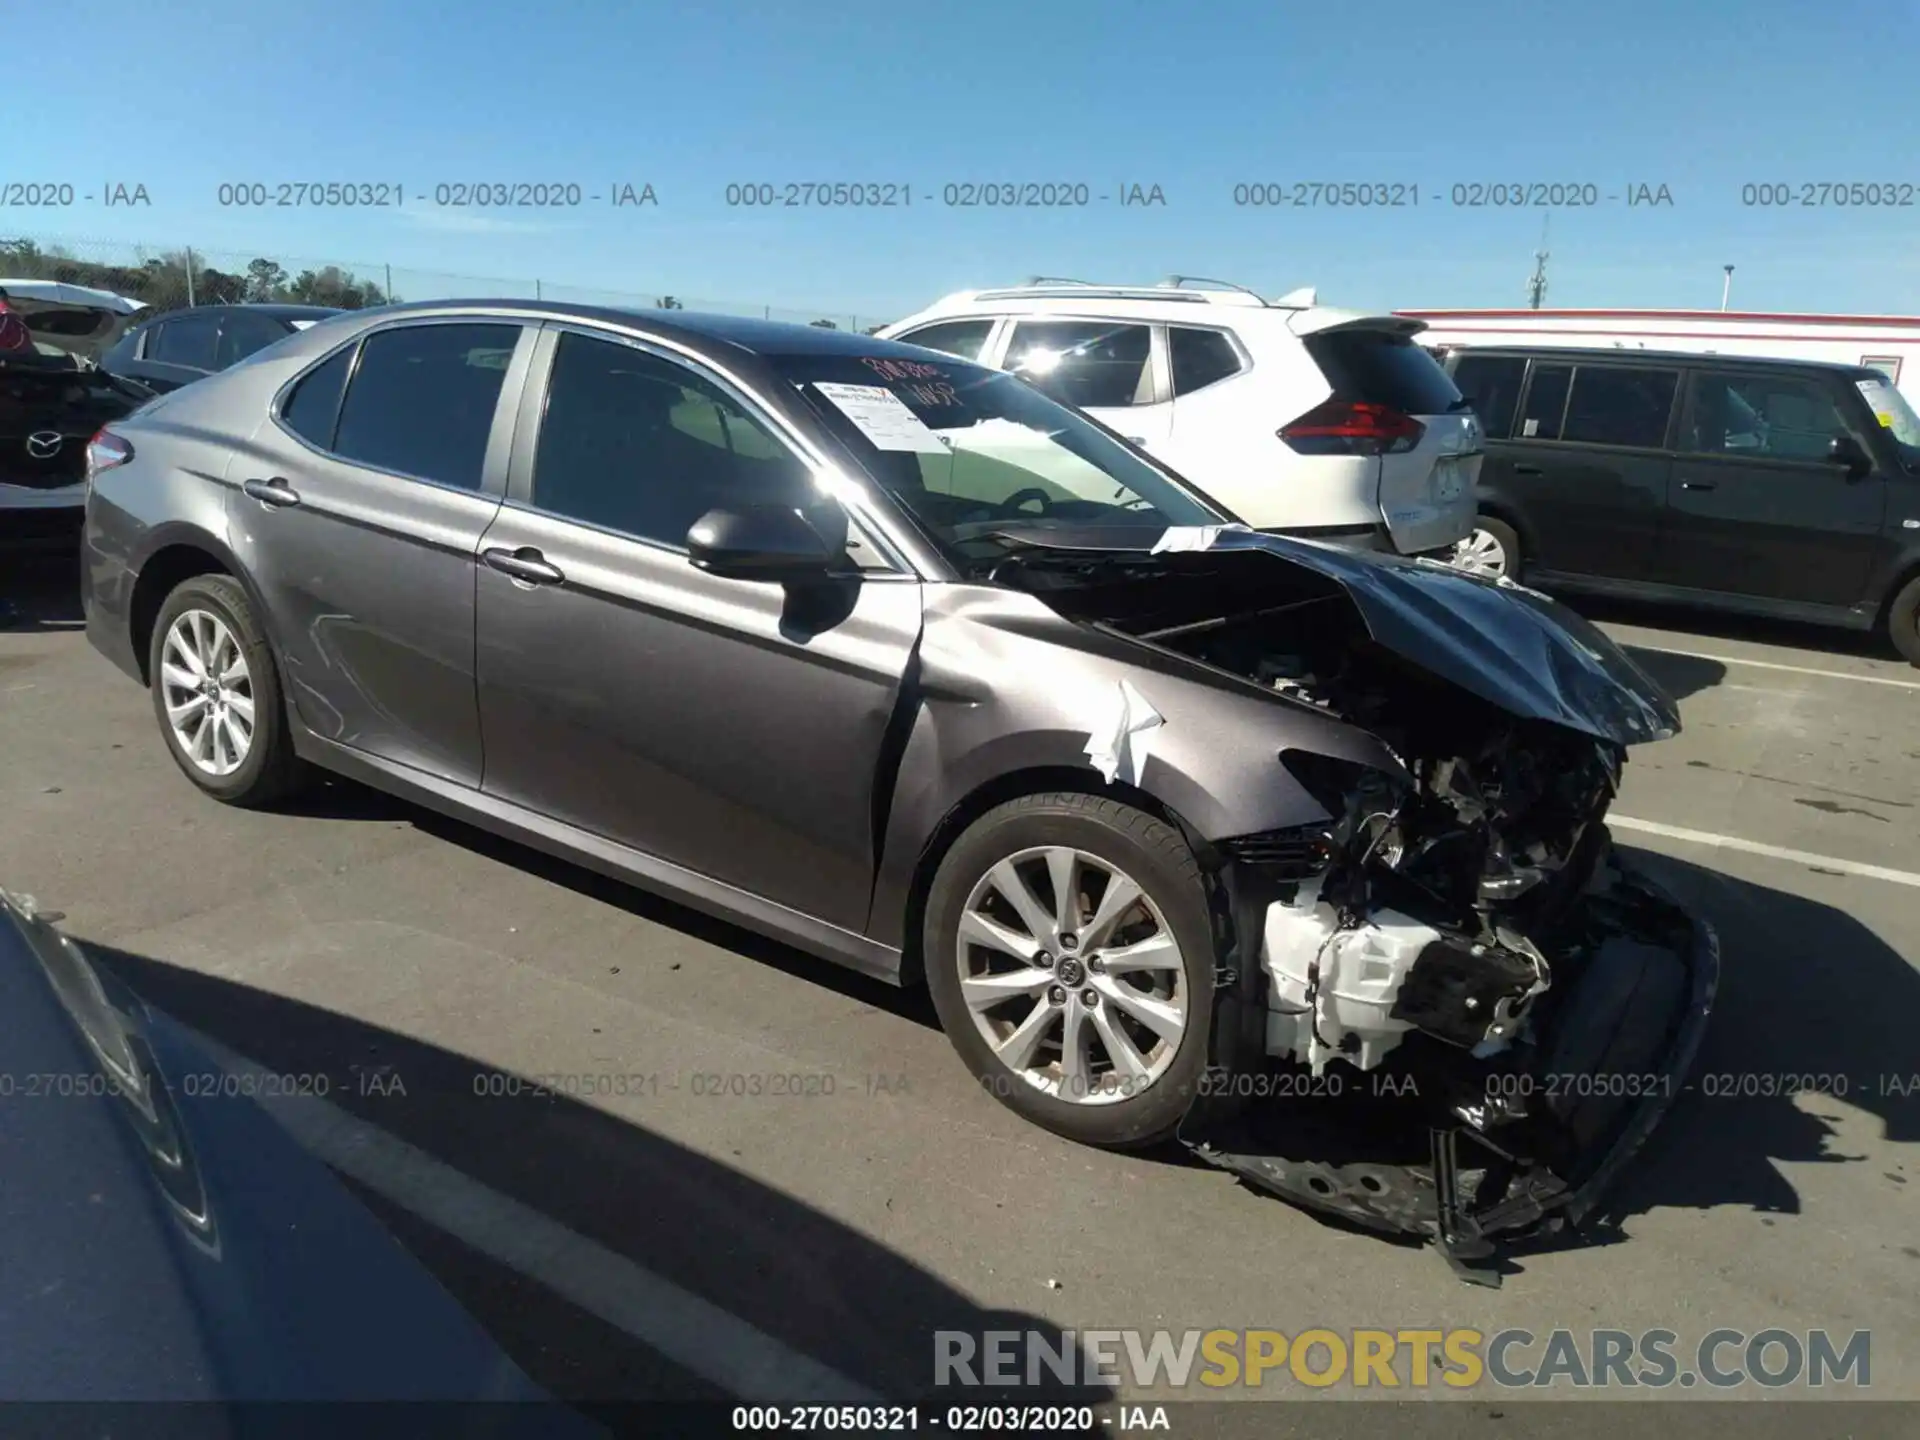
[78, 303, 1715, 1276]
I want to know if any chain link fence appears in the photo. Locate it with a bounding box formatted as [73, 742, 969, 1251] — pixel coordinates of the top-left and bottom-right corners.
[0, 234, 894, 333]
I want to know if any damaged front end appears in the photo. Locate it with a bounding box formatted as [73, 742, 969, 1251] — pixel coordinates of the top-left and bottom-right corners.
[989, 531, 1719, 1282]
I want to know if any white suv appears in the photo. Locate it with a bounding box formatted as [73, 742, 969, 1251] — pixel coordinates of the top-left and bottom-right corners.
[878, 278, 1482, 557]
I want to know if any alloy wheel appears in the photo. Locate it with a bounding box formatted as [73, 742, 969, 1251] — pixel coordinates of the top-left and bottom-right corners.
[955, 845, 1188, 1105]
[159, 609, 255, 777]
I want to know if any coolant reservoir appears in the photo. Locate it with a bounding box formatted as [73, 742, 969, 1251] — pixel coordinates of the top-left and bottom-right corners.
[1262, 885, 1443, 1073]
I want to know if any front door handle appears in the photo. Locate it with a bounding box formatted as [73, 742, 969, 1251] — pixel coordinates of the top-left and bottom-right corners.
[482, 546, 565, 586]
[1512, 463, 1544, 476]
[1679, 479, 1718, 491]
[241, 477, 301, 508]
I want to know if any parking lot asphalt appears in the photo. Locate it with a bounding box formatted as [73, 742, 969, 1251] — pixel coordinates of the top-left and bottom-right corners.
[3, 551, 1915, 1428]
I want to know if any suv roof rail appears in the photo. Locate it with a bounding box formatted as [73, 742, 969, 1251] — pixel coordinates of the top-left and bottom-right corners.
[1023, 275, 1097, 286]
[1161, 274, 1269, 302]
[970, 280, 1265, 306]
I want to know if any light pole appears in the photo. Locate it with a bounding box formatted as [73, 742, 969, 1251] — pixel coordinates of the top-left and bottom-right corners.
[1721, 265, 1735, 312]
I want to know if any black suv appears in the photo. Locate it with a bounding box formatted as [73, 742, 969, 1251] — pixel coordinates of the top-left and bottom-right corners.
[98, 303, 342, 395]
[1442, 345, 1920, 664]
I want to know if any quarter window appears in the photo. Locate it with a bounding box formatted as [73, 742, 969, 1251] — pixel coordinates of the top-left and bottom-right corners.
[279, 348, 352, 449]
[1003, 321, 1154, 408]
[1448, 354, 1527, 439]
[1685, 372, 1850, 461]
[1168, 326, 1245, 395]
[330, 323, 519, 491]
[530, 331, 819, 549]
[1560, 365, 1679, 449]
[897, 319, 995, 361]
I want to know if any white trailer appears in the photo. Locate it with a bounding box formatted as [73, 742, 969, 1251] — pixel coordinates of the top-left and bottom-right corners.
[1399, 307, 1920, 407]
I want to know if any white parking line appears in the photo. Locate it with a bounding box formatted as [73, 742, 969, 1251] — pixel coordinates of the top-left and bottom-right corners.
[1627, 644, 1920, 691]
[189, 1030, 882, 1405]
[1611, 815, 1920, 889]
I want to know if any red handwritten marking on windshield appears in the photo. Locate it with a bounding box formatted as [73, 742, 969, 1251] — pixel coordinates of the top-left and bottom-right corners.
[860, 356, 946, 381]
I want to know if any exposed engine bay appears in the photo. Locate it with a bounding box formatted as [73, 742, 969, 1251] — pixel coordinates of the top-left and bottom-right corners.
[993, 536, 1719, 1283]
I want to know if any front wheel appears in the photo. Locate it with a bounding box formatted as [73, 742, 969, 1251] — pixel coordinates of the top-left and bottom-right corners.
[1886, 574, 1920, 667]
[923, 792, 1216, 1149]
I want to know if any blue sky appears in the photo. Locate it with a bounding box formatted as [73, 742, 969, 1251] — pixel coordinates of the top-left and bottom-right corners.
[7, 0, 1917, 322]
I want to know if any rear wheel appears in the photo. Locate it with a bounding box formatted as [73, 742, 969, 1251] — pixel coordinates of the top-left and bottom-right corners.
[148, 574, 306, 807]
[1453, 516, 1520, 580]
[924, 793, 1215, 1150]
[1886, 574, 1920, 667]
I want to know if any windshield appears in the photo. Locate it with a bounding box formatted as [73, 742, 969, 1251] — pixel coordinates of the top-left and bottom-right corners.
[768, 352, 1226, 564]
[1853, 374, 1920, 458]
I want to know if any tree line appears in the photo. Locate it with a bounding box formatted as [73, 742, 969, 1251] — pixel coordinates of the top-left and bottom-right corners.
[2, 238, 886, 331]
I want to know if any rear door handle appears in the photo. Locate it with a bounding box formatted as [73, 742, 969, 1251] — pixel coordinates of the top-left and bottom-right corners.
[482, 546, 565, 586]
[1512, 464, 1543, 476]
[1679, 479, 1717, 491]
[241, 477, 301, 508]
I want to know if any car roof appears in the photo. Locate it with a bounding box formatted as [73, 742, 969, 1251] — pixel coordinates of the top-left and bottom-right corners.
[1446, 343, 1884, 378]
[132, 303, 345, 324]
[882, 285, 1415, 339]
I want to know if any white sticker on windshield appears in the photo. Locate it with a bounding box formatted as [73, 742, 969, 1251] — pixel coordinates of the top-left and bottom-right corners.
[1522, 418, 1540, 437]
[811, 382, 948, 453]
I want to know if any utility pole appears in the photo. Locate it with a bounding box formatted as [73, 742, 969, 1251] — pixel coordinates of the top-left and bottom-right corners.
[1721, 265, 1735, 311]
[184, 245, 196, 307]
[1524, 213, 1550, 309]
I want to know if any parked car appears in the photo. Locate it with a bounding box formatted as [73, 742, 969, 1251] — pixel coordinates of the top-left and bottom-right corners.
[80, 302, 1713, 1268]
[1, 280, 153, 549]
[1441, 344, 1920, 664]
[877, 278, 1482, 558]
[99, 303, 344, 394]
[0, 887, 594, 1425]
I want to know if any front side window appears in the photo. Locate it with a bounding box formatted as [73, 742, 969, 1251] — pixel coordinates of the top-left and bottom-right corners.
[1684, 372, 1850, 461]
[331, 323, 519, 491]
[1002, 321, 1154, 409]
[897, 319, 995, 362]
[1560, 365, 1679, 449]
[1449, 354, 1528, 439]
[150, 316, 219, 370]
[1168, 326, 1245, 395]
[530, 331, 817, 548]
[770, 350, 1223, 571]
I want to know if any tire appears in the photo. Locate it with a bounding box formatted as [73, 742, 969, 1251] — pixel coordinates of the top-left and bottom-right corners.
[1454, 515, 1521, 580]
[148, 573, 306, 807]
[1886, 573, 1920, 667]
[924, 792, 1216, 1150]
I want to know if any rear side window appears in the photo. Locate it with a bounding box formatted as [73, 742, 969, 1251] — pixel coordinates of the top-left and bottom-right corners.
[1304, 329, 1462, 415]
[1518, 364, 1572, 440]
[279, 348, 352, 448]
[1561, 365, 1679, 449]
[897, 319, 995, 361]
[1449, 354, 1527, 439]
[331, 323, 519, 490]
[1169, 327, 1245, 395]
[216, 311, 292, 369]
[1003, 321, 1154, 408]
[150, 315, 219, 370]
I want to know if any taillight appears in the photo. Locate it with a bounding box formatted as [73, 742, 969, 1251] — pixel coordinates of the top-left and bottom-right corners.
[86, 429, 134, 484]
[0, 297, 31, 353]
[1279, 400, 1425, 456]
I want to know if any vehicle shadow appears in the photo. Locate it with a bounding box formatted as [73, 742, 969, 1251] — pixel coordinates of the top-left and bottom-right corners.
[1595, 846, 1917, 1225]
[1617, 645, 1727, 702]
[83, 938, 1110, 1416]
[0, 547, 84, 633]
[1570, 592, 1903, 664]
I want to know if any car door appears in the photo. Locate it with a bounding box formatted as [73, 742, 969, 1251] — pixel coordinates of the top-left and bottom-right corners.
[1654, 366, 1887, 606]
[472, 324, 922, 932]
[136, 311, 223, 392]
[999, 318, 1173, 453]
[1501, 359, 1678, 581]
[227, 318, 533, 785]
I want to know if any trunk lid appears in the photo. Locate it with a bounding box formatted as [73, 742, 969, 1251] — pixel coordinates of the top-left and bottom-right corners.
[0, 282, 149, 488]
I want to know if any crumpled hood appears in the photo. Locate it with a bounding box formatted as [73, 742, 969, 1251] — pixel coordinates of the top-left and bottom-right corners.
[986, 525, 1681, 745]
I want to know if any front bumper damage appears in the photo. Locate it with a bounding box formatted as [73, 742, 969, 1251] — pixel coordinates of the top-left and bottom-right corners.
[1178, 836, 1719, 1285]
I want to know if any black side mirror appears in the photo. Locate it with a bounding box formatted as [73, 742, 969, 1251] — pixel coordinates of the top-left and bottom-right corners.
[1827, 434, 1873, 478]
[686, 505, 839, 581]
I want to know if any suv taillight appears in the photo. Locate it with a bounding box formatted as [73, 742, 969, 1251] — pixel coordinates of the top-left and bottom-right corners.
[86, 429, 134, 484]
[1279, 400, 1426, 456]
